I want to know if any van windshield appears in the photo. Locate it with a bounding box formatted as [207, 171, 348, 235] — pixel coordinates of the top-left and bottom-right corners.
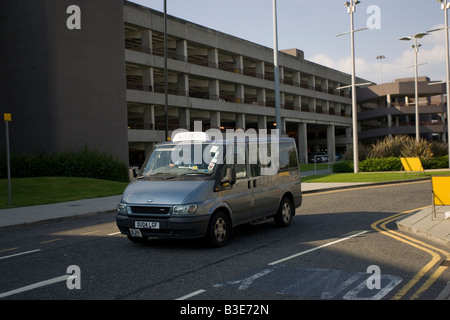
[138, 143, 223, 178]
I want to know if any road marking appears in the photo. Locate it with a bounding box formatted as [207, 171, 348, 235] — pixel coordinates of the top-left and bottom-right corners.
[371, 207, 450, 300]
[108, 231, 121, 236]
[80, 230, 100, 236]
[40, 238, 62, 244]
[0, 274, 69, 299]
[175, 289, 206, 300]
[0, 247, 18, 254]
[0, 249, 41, 261]
[268, 230, 369, 266]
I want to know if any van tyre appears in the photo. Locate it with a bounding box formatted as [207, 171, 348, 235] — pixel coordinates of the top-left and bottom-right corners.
[274, 197, 294, 227]
[206, 211, 229, 247]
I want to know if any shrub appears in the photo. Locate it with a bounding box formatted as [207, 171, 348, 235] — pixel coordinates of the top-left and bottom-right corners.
[369, 135, 433, 160]
[0, 148, 129, 182]
[333, 161, 354, 173]
[421, 155, 449, 169]
[359, 157, 402, 172]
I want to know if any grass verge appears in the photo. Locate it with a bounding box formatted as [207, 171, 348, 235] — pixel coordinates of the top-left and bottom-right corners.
[301, 171, 450, 183]
[0, 177, 128, 209]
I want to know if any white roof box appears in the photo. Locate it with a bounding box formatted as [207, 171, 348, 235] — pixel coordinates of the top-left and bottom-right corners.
[172, 131, 210, 142]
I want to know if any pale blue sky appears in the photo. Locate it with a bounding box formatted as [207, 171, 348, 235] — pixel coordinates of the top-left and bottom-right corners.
[130, 0, 449, 84]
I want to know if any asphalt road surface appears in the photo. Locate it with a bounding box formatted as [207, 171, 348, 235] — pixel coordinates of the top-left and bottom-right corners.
[0, 180, 449, 310]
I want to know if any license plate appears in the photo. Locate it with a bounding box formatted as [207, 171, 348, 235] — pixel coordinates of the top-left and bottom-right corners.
[135, 221, 160, 229]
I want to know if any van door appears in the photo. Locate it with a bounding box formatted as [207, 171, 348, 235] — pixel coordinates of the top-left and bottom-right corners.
[248, 141, 278, 220]
[250, 162, 279, 220]
[220, 144, 253, 225]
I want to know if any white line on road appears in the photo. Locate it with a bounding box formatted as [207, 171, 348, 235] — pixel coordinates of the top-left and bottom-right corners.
[0, 275, 70, 298]
[175, 289, 206, 300]
[268, 230, 369, 266]
[0, 249, 41, 261]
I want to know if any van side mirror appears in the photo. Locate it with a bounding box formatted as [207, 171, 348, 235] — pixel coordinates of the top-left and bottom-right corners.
[221, 168, 236, 185]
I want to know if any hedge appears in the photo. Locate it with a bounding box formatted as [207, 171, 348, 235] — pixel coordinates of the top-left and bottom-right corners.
[0, 148, 129, 182]
[333, 155, 449, 173]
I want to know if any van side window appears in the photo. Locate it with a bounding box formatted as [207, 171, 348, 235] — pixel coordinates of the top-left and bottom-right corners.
[279, 142, 299, 171]
[223, 147, 247, 179]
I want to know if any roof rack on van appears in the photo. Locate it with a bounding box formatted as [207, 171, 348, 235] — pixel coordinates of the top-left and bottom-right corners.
[172, 131, 210, 142]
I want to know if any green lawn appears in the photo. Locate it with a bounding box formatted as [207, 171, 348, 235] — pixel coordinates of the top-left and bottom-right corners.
[0, 177, 128, 209]
[301, 171, 450, 183]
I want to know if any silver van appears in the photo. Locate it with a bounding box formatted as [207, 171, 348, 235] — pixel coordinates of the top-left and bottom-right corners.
[116, 131, 302, 247]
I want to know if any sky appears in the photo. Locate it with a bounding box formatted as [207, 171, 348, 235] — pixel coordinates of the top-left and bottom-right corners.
[129, 0, 449, 85]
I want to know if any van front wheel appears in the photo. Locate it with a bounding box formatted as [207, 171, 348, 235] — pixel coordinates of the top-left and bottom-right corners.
[206, 211, 229, 247]
[274, 197, 293, 227]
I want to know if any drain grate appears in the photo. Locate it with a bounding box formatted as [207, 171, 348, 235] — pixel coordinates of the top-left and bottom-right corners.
[440, 260, 450, 267]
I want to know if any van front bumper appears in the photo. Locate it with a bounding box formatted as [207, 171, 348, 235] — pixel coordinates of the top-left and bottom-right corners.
[116, 214, 211, 239]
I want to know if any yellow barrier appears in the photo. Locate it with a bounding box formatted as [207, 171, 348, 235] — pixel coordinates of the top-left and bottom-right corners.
[400, 157, 424, 172]
[431, 176, 450, 219]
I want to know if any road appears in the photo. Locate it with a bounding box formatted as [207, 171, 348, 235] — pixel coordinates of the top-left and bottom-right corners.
[0, 180, 449, 308]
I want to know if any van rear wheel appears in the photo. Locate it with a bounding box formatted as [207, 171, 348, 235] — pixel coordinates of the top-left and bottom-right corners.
[206, 211, 229, 247]
[274, 197, 293, 227]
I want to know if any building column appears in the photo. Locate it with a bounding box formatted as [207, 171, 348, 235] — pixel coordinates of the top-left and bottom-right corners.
[208, 48, 218, 68]
[210, 111, 220, 129]
[298, 123, 308, 164]
[256, 61, 264, 78]
[387, 94, 393, 138]
[142, 67, 153, 92]
[236, 84, 244, 104]
[178, 108, 190, 130]
[178, 73, 189, 96]
[257, 115, 267, 130]
[327, 125, 336, 162]
[236, 113, 245, 130]
[257, 88, 266, 106]
[308, 98, 316, 112]
[234, 55, 243, 74]
[176, 39, 187, 61]
[209, 79, 219, 100]
[143, 105, 155, 130]
[141, 29, 153, 53]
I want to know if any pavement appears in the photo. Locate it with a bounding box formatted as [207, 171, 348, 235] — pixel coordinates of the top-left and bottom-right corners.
[0, 173, 449, 247]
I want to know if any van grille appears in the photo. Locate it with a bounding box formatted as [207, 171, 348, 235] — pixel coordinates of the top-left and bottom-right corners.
[130, 206, 171, 215]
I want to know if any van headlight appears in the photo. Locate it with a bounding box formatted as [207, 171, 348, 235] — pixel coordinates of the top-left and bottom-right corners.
[117, 203, 128, 215]
[172, 203, 198, 215]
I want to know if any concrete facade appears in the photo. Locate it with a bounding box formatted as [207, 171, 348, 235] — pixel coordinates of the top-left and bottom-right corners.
[358, 77, 447, 144]
[1, 0, 371, 167]
[123, 2, 367, 166]
[0, 0, 129, 163]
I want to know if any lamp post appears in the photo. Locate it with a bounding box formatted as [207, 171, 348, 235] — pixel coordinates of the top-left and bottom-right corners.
[164, 0, 169, 140]
[344, 0, 361, 173]
[435, 0, 450, 167]
[273, 0, 281, 133]
[399, 32, 428, 142]
[376, 55, 385, 84]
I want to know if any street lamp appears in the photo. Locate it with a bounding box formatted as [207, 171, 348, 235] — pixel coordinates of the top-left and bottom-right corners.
[344, 0, 361, 173]
[399, 32, 429, 142]
[164, 0, 169, 141]
[434, 0, 450, 167]
[376, 55, 385, 84]
[273, 0, 281, 133]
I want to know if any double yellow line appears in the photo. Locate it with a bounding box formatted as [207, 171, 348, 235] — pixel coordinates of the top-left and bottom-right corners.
[371, 207, 449, 300]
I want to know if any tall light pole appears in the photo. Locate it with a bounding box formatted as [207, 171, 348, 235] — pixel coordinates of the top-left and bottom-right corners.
[399, 32, 428, 142]
[344, 0, 361, 173]
[376, 54, 385, 84]
[273, 0, 281, 133]
[164, 0, 169, 140]
[435, 0, 450, 167]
